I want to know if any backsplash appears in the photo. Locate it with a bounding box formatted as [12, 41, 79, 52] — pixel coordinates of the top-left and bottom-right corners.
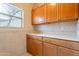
[77, 20, 79, 35]
[33, 21, 78, 36]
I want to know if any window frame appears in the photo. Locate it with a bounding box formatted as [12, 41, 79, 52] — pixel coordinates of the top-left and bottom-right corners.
[0, 3, 24, 28]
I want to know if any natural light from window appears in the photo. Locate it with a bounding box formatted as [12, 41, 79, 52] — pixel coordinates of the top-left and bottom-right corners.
[0, 3, 23, 28]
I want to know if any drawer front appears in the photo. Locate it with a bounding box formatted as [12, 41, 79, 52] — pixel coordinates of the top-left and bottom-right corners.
[58, 47, 79, 56]
[43, 37, 67, 47]
[66, 41, 79, 51]
[43, 37, 79, 51]
[27, 35, 42, 41]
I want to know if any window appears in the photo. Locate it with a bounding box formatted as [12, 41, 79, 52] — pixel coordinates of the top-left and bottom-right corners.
[0, 3, 23, 28]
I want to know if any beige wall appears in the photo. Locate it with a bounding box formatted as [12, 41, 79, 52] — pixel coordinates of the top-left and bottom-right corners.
[0, 3, 33, 55]
[15, 3, 33, 32]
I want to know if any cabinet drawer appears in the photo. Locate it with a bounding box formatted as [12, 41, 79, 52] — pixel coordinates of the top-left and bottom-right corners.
[43, 42, 57, 56]
[43, 37, 79, 51]
[43, 37, 67, 47]
[27, 35, 42, 41]
[58, 47, 79, 56]
[27, 35, 43, 56]
[66, 41, 79, 51]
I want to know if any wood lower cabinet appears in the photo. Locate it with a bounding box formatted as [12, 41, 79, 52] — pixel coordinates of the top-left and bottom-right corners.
[27, 35, 79, 56]
[27, 36, 36, 55]
[32, 39, 42, 56]
[58, 47, 79, 56]
[27, 35, 42, 56]
[43, 42, 57, 56]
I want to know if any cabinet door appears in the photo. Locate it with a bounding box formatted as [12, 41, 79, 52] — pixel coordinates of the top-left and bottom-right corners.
[32, 5, 46, 25]
[58, 3, 78, 21]
[27, 35, 42, 56]
[43, 42, 57, 56]
[46, 3, 58, 23]
[58, 47, 79, 56]
[32, 39, 42, 56]
[27, 36, 36, 55]
[78, 4, 79, 18]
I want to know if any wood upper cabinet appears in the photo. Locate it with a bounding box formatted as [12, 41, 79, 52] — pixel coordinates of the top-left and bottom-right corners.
[78, 3, 79, 18]
[58, 47, 79, 56]
[46, 3, 58, 23]
[32, 4, 46, 25]
[58, 3, 78, 21]
[27, 35, 42, 56]
[43, 42, 57, 56]
[32, 3, 78, 25]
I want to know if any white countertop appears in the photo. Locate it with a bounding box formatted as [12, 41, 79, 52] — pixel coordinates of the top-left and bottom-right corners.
[28, 33, 79, 42]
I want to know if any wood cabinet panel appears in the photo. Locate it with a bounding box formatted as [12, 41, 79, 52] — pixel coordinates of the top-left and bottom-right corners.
[58, 3, 78, 21]
[43, 37, 67, 47]
[32, 5, 46, 25]
[32, 39, 42, 56]
[27, 35, 79, 56]
[58, 47, 79, 56]
[43, 37, 79, 51]
[46, 3, 58, 23]
[78, 4, 79, 18]
[32, 3, 78, 25]
[27, 36, 36, 55]
[65, 41, 79, 51]
[27, 35, 42, 56]
[27, 35, 42, 41]
[43, 42, 57, 56]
